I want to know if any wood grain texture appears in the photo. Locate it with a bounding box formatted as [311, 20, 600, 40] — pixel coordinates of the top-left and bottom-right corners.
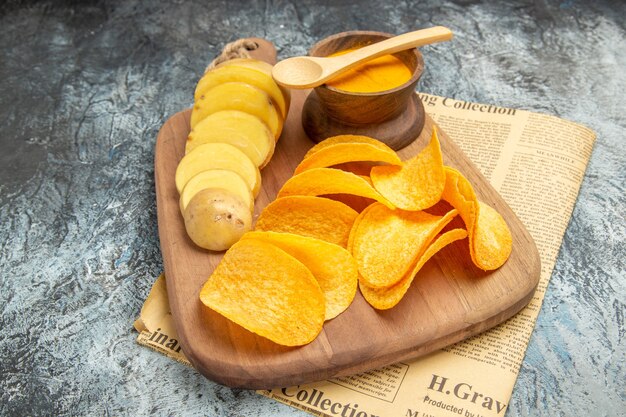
[155, 38, 540, 389]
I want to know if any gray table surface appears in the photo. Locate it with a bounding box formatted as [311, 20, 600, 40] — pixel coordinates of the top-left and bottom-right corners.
[1, 1, 624, 416]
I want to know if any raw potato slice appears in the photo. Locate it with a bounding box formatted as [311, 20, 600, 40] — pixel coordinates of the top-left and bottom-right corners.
[351, 202, 458, 288]
[254, 196, 359, 248]
[190, 82, 283, 140]
[199, 238, 325, 346]
[294, 141, 402, 175]
[359, 228, 468, 309]
[175, 143, 261, 197]
[216, 58, 291, 112]
[242, 231, 358, 320]
[179, 169, 252, 213]
[216, 58, 275, 75]
[277, 168, 395, 209]
[371, 127, 445, 211]
[195, 65, 289, 119]
[186, 110, 275, 168]
[183, 188, 252, 251]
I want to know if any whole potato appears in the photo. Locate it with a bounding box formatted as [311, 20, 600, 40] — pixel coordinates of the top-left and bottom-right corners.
[183, 188, 252, 251]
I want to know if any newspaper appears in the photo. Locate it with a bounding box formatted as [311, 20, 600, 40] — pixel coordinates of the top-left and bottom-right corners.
[135, 93, 596, 417]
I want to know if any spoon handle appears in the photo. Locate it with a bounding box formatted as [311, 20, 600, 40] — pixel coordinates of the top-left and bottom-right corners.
[325, 26, 453, 75]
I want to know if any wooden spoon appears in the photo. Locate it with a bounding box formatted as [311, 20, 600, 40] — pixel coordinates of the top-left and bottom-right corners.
[272, 26, 453, 89]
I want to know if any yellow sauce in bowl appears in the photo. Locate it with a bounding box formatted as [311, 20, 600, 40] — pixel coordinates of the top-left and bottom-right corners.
[325, 47, 412, 93]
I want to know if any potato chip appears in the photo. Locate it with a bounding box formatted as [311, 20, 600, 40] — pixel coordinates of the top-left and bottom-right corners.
[371, 127, 445, 211]
[294, 142, 401, 175]
[346, 204, 372, 253]
[199, 238, 325, 346]
[441, 166, 478, 236]
[242, 231, 358, 320]
[321, 194, 375, 213]
[329, 161, 379, 177]
[359, 228, 468, 309]
[472, 201, 513, 270]
[351, 202, 458, 288]
[304, 135, 395, 159]
[254, 196, 358, 247]
[441, 166, 512, 270]
[277, 168, 395, 209]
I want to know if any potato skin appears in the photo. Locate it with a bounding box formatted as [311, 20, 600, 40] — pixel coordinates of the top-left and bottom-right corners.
[183, 188, 252, 251]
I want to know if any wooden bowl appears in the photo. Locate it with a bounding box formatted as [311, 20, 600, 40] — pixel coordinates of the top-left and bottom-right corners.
[302, 30, 426, 150]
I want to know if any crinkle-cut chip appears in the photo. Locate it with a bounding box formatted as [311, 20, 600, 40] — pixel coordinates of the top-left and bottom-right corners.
[304, 135, 395, 159]
[371, 127, 445, 211]
[472, 201, 513, 270]
[277, 168, 395, 209]
[199, 239, 325, 346]
[241, 231, 358, 320]
[294, 142, 401, 175]
[360, 228, 468, 310]
[351, 203, 458, 288]
[254, 196, 358, 248]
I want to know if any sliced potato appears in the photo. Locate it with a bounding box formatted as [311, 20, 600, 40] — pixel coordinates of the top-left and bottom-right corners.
[175, 143, 261, 197]
[186, 110, 275, 168]
[195, 65, 289, 119]
[190, 82, 282, 140]
[179, 169, 252, 214]
[216, 58, 275, 75]
[216, 58, 291, 113]
[183, 188, 252, 251]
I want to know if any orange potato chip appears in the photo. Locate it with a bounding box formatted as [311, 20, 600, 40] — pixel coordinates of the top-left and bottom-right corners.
[242, 231, 358, 320]
[441, 166, 478, 237]
[254, 196, 358, 247]
[359, 228, 468, 309]
[371, 127, 445, 211]
[330, 161, 379, 177]
[351, 202, 458, 288]
[277, 168, 395, 209]
[199, 238, 325, 346]
[321, 194, 375, 213]
[441, 166, 512, 270]
[304, 134, 395, 159]
[472, 201, 513, 270]
[347, 208, 365, 254]
[294, 142, 401, 175]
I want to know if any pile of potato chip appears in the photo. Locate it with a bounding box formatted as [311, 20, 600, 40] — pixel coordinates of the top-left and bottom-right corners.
[200, 128, 513, 346]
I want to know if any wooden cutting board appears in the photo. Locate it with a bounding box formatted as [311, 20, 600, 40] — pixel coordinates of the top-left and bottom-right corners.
[154, 39, 541, 389]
